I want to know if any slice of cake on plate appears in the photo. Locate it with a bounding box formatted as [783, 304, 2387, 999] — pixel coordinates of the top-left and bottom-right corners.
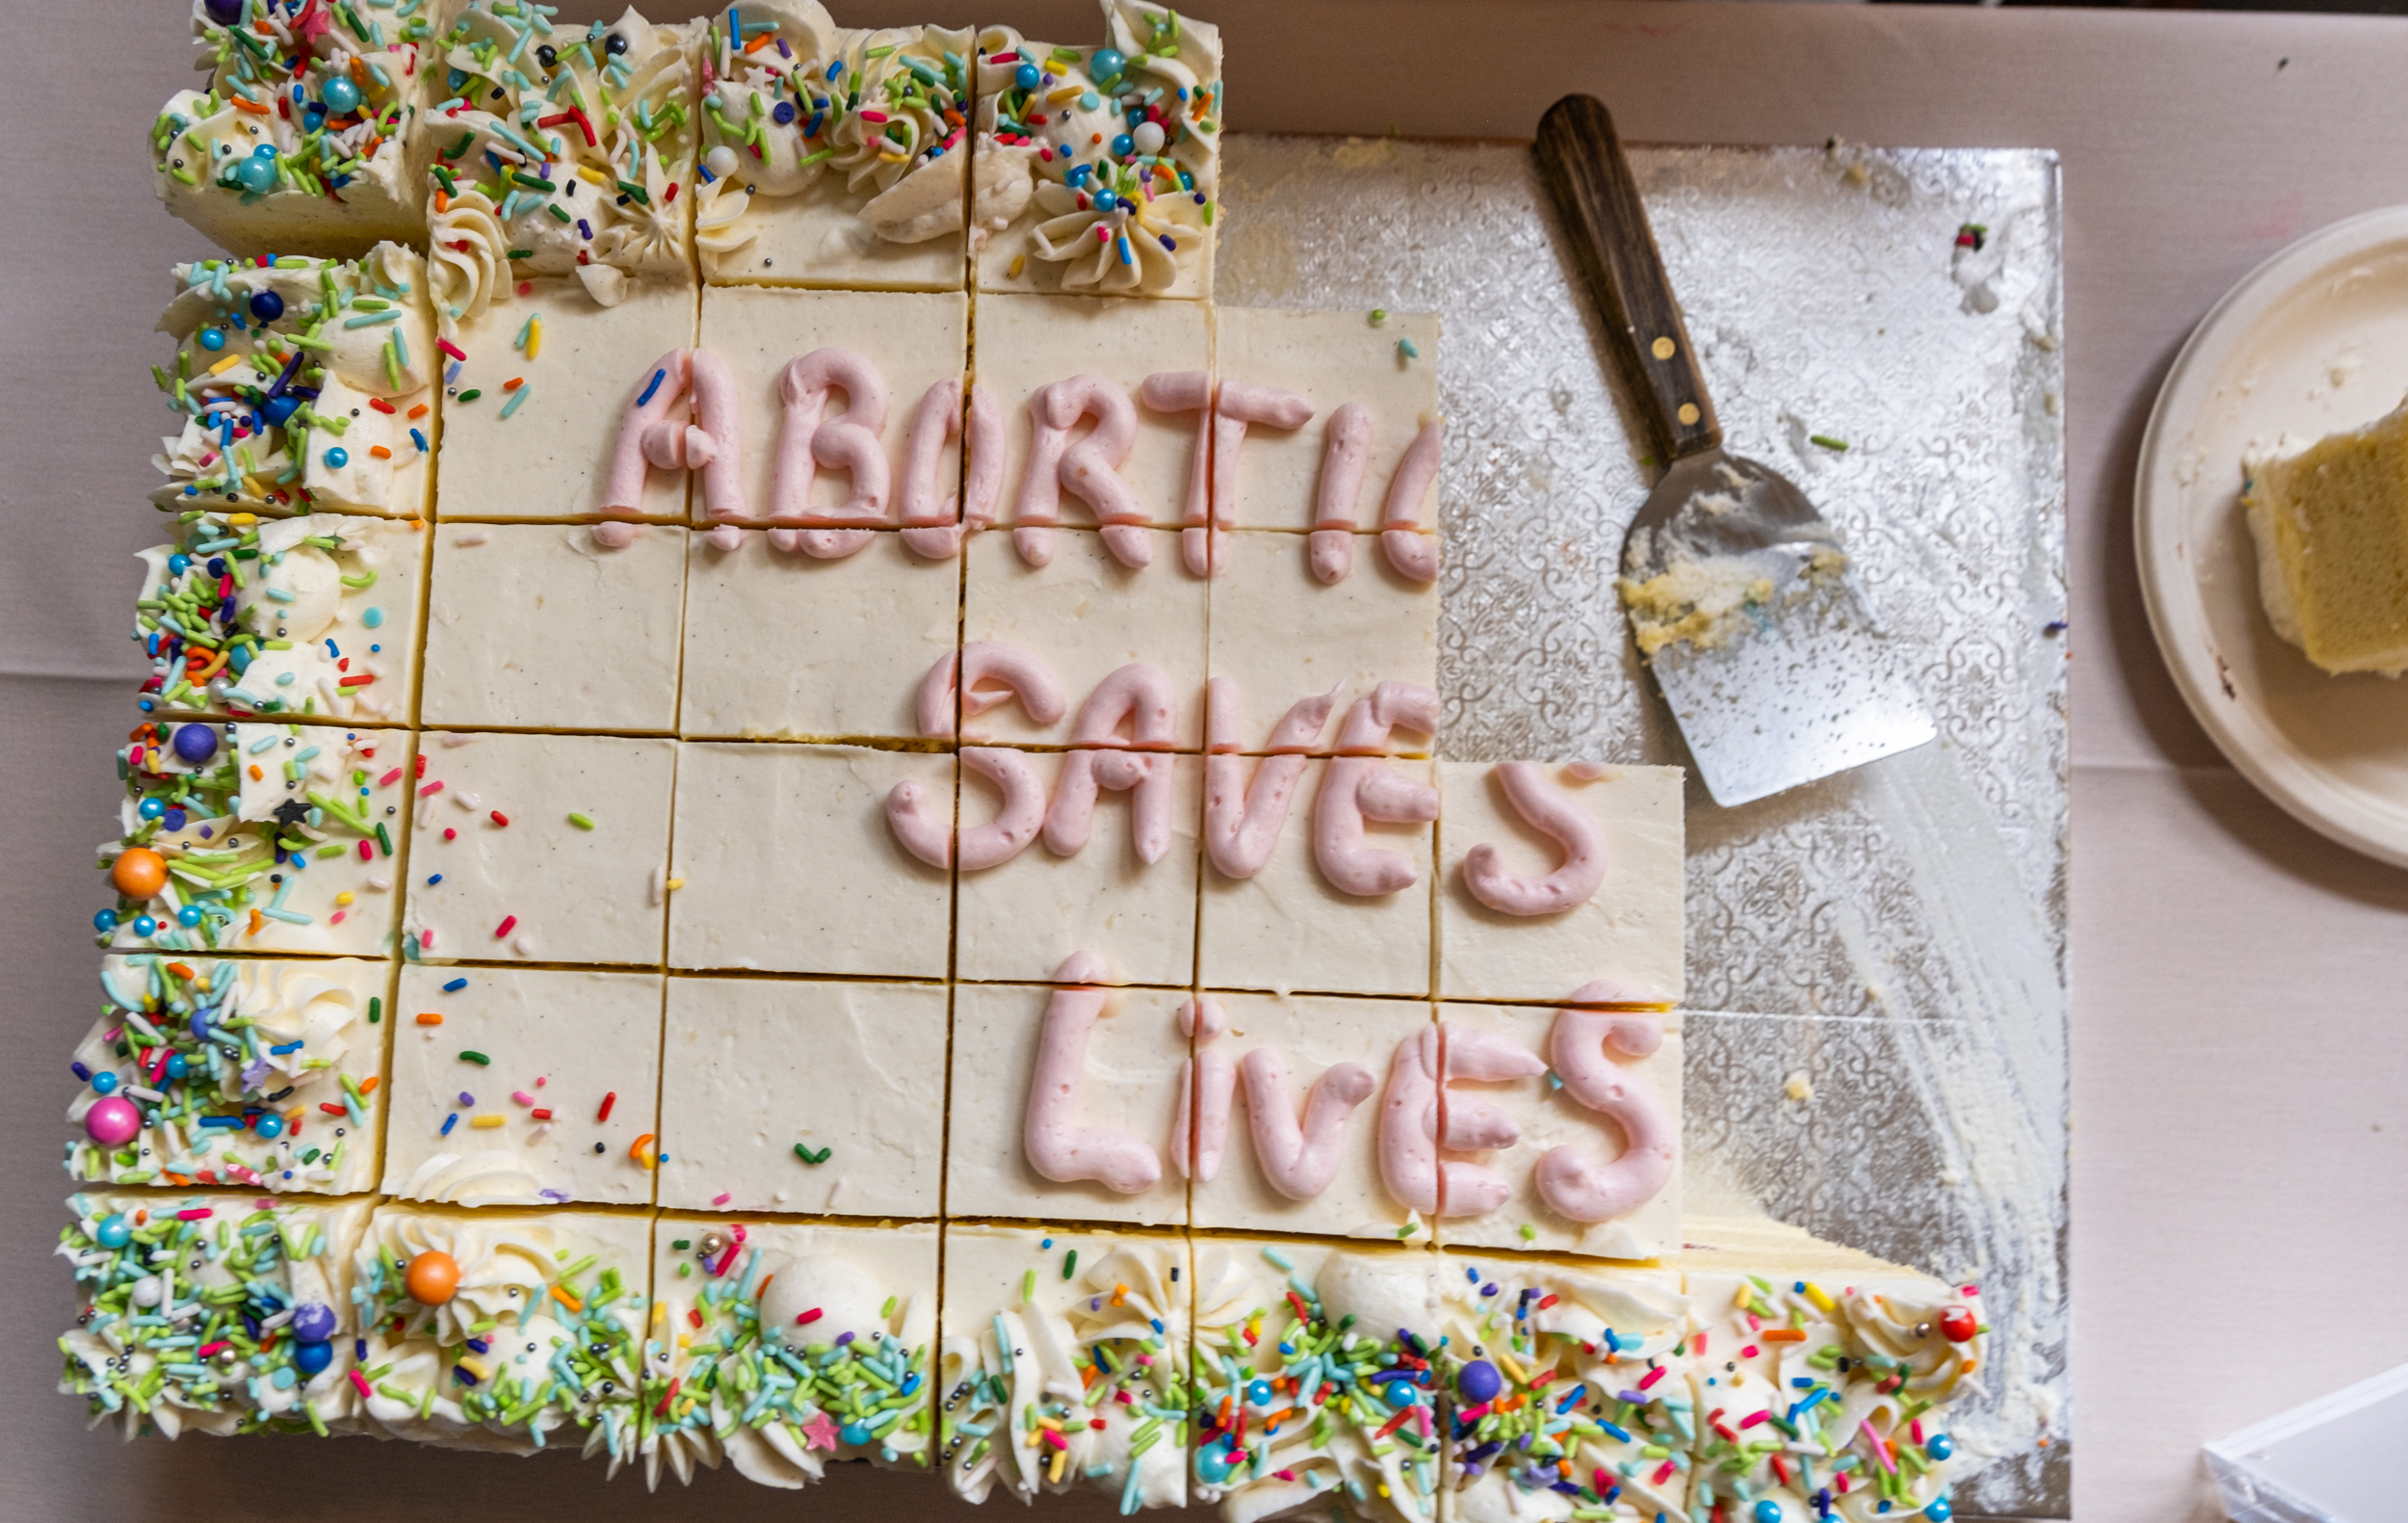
[2243, 396, 2408, 673]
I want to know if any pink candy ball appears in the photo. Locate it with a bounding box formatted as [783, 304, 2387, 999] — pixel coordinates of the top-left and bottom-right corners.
[84, 1097, 142, 1147]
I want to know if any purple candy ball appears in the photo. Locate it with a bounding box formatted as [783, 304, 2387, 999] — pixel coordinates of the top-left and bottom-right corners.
[1456, 1357, 1504, 1405]
[290, 1302, 338, 1342]
[171, 723, 219, 764]
[84, 1096, 142, 1147]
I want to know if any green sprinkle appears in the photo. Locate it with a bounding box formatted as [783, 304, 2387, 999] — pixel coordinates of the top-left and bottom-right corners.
[1518, 1223, 1537, 1241]
[1369, 308, 1387, 325]
[1061, 1248, 1078, 1281]
[458, 1050, 491, 1066]
[1809, 433, 1850, 452]
[793, 1142, 831, 1164]
[457, 388, 483, 402]
[1396, 1221, 1421, 1239]
[566, 811, 594, 829]
[368, 997, 382, 1024]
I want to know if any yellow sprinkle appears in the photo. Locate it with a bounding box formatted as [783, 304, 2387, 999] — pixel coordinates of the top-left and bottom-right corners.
[665, 878, 685, 891]
[333, 891, 354, 906]
[1732, 1284, 1753, 1309]
[1802, 1281, 1835, 1314]
[207, 354, 243, 376]
[1047, 1445, 1066, 1484]
[578, 164, 609, 185]
[526, 318, 542, 361]
[226, 512, 257, 527]
[456, 1354, 491, 1381]
[470, 1114, 506, 1129]
[1046, 85, 1083, 104]
[1008, 253, 1026, 278]
[1034, 1416, 1064, 1431]
[1494, 1350, 1529, 1384]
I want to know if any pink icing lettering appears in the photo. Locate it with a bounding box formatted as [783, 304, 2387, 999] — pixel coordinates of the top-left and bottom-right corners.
[897, 377, 967, 559]
[605, 349, 744, 522]
[959, 747, 1049, 870]
[882, 776, 951, 869]
[1013, 376, 1148, 569]
[1023, 951, 1162, 1195]
[1533, 992, 1675, 1222]
[1376, 1026, 1444, 1214]
[590, 521, 639, 549]
[768, 347, 891, 560]
[1214, 381, 1315, 568]
[1240, 1046, 1376, 1200]
[1202, 678, 1338, 880]
[1170, 995, 1233, 1183]
[916, 642, 1068, 741]
[1041, 749, 1173, 862]
[1379, 416, 1443, 583]
[1462, 761, 1609, 915]
[1434, 1027, 1551, 1216]
[1313, 685, 1441, 896]
[1070, 663, 1177, 749]
[1139, 370, 1217, 577]
[1310, 402, 1375, 585]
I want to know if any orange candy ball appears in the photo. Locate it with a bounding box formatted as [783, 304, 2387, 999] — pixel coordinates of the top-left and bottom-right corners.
[405, 1249, 461, 1305]
[111, 848, 168, 900]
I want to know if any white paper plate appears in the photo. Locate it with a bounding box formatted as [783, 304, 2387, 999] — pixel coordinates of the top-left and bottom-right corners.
[2136, 204, 2408, 868]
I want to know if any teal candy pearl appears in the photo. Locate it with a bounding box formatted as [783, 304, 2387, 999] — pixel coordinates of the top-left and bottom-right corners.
[324, 446, 350, 469]
[1088, 47, 1124, 84]
[1093, 188, 1117, 211]
[198, 328, 224, 352]
[1753, 1503, 1783, 1523]
[321, 75, 362, 116]
[94, 1214, 133, 1248]
[234, 147, 278, 193]
[1924, 1500, 1953, 1522]
[1925, 1432, 1953, 1460]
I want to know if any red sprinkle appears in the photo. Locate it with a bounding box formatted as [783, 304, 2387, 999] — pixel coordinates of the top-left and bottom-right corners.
[598, 1091, 617, 1122]
[489, 811, 510, 827]
[379, 769, 403, 787]
[175, 1208, 213, 1221]
[435, 338, 467, 362]
[531, 1108, 553, 1121]
[796, 1308, 824, 1326]
[494, 915, 517, 938]
[338, 674, 374, 688]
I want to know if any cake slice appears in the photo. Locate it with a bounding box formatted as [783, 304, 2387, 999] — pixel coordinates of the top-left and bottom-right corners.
[100, 722, 411, 958]
[1188, 1237, 1450, 1523]
[2242, 396, 2408, 673]
[56, 1192, 373, 1439]
[135, 512, 426, 725]
[643, 1216, 939, 1488]
[350, 1204, 652, 1464]
[972, 2, 1222, 299]
[938, 1223, 1192, 1509]
[149, 1, 435, 256]
[1675, 1218, 1986, 1523]
[66, 956, 389, 1195]
[152, 249, 437, 519]
[693, 9, 974, 291]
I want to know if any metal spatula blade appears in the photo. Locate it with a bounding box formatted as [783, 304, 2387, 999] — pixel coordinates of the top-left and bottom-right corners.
[1536, 95, 1934, 807]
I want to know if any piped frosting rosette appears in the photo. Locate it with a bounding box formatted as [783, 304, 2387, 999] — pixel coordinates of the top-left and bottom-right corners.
[66, 957, 380, 1194]
[1686, 1273, 1984, 1523]
[692, 3, 972, 274]
[1431, 1257, 1692, 1523]
[973, 0, 1222, 295]
[939, 1241, 1190, 1510]
[150, 0, 429, 250]
[641, 1226, 936, 1490]
[425, 4, 700, 279]
[351, 1210, 648, 1466]
[133, 513, 410, 724]
[98, 722, 402, 955]
[56, 1193, 368, 1440]
[154, 248, 434, 518]
[1190, 1246, 1450, 1523]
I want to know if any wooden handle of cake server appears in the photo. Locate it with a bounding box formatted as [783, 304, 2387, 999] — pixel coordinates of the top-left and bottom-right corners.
[1534, 93, 1721, 463]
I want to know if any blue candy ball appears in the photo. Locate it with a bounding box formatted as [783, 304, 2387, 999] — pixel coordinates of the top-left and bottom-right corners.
[324, 446, 349, 470]
[291, 1303, 339, 1342]
[167, 553, 192, 575]
[189, 1007, 214, 1041]
[1014, 62, 1039, 92]
[234, 154, 278, 194]
[1924, 1500, 1952, 1522]
[204, 558, 225, 577]
[292, 1338, 333, 1377]
[321, 75, 362, 116]
[1088, 47, 1124, 84]
[176, 905, 203, 928]
[198, 328, 225, 353]
[1092, 188, 1117, 212]
[1926, 1433, 1953, 1460]
[93, 908, 119, 932]
[139, 798, 167, 821]
[1753, 1503, 1784, 1523]
[839, 1421, 871, 1446]
[1455, 1357, 1504, 1405]
[249, 289, 285, 323]
[94, 1214, 133, 1248]
[772, 99, 796, 125]
[1112, 133, 1135, 157]
[92, 1071, 118, 1095]
[261, 393, 300, 428]
[132, 916, 158, 937]
[254, 1113, 284, 1140]
[165, 1054, 190, 1080]
[172, 722, 219, 764]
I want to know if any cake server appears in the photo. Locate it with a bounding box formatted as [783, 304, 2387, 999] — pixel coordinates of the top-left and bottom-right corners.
[1535, 94, 1934, 807]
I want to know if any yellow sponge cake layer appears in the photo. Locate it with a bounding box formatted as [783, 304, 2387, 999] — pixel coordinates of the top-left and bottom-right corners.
[2244, 397, 2408, 673]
